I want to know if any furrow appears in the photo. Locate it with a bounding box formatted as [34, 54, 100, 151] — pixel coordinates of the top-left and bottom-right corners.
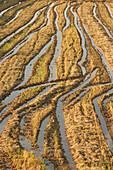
[71, 6, 87, 75]
[93, 88, 113, 153]
[93, 3, 113, 39]
[0, 4, 52, 65]
[0, 6, 46, 47]
[78, 10, 113, 82]
[63, 4, 70, 31]
[49, 5, 62, 81]
[104, 2, 113, 18]
[16, 35, 55, 89]
[0, 3, 18, 17]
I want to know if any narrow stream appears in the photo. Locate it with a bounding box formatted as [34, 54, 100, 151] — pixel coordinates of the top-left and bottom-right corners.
[0, 0, 37, 18]
[5, 8, 23, 26]
[0, 105, 10, 116]
[77, 8, 113, 83]
[16, 35, 55, 88]
[75, 5, 113, 153]
[56, 94, 76, 169]
[0, 6, 46, 46]
[93, 88, 113, 153]
[49, 5, 62, 81]
[63, 68, 99, 105]
[71, 7, 87, 75]
[93, 3, 113, 39]
[36, 89, 77, 169]
[1, 80, 57, 106]
[18, 85, 57, 169]
[0, 3, 18, 17]
[1, 84, 56, 117]
[103, 93, 113, 109]
[1, 1, 113, 169]
[63, 4, 70, 31]
[102, 93, 113, 125]
[0, 32, 34, 65]
[68, 81, 112, 106]
[36, 69, 99, 169]
[0, 115, 11, 135]
[16, 86, 53, 110]
[19, 115, 55, 169]
[0, 3, 54, 66]
[104, 2, 113, 18]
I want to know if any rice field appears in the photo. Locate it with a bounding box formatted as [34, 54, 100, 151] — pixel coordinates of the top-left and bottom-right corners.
[0, 0, 113, 169]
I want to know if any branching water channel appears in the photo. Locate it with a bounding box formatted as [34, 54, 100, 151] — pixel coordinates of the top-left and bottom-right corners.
[76, 2, 113, 155]
[0, 3, 54, 65]
[104, 2, 113, 19]
[0, 1, 113, 169]
[93, 3, 113, 39]
[0, 5, 47, 46]
[49, 5, 62, 81]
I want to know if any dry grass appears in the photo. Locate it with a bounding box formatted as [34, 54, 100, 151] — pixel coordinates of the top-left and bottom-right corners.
[0, 0, 48, 40]
[56, 8, 82, 79]
[43, 114, 71, 169]
[63, 84, 113, 169]
[106, 1, 113, 17]
[56, 3, 67, 31]
[0, 1, 113, 169]
[0, 114, 45, 170]
[24, 36, 57, 87]
[0, 3, 56, 101]
[97, 2, 113, 34]
[0, 8, 47, 58]
[78, 2, 113, 72]
[0, 0, 36, 25]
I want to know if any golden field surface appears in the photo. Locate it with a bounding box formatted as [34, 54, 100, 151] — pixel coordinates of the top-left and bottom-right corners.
[0, 0, 113, 169]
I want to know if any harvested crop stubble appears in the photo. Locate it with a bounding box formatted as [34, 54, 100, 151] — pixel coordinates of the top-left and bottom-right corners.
[106, 1, 113, 17]
[23, 36, 57, 87]
[0, 0, 113, 169]
[107, 98, 113, 116]
[24, 79, 82, 143]
[0, 0, 49, 40]
[105, 97, 113, 138]
[0, 0, 36, 25]
[0, 113, 46, 169]
[56, 2, 67, 31]
[0, 7, 47, 57]
[56, 8, 82, 79]
[0, 26, 29, 57]
[27, 8, 47, 34]
[97, 2, 113, 34]
[78, 2, 113, 72]
[84, 33, 110, 84]
[0, 4, 56, 100]
[63, 84, 113, 169]
[43, 114, 71, 169]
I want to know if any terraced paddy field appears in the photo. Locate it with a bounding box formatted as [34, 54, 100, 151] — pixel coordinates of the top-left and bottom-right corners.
[0, 0, 113, 169]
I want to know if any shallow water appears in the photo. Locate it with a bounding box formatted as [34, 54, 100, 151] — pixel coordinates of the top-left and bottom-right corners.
[0, 115, 11, 135]
[0, 6, 46, 46]
[0, 1, 113, 169]
[93, 3, 113, 39]
[104, 2, 113, 19]
[0, 3, 54, 66]
[80, 14, 113, 83]
[71, 7, 87, 75]
[63, 4, 70, 31]
[93, 88, 113, 153]
[49, 5, 62, 81]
